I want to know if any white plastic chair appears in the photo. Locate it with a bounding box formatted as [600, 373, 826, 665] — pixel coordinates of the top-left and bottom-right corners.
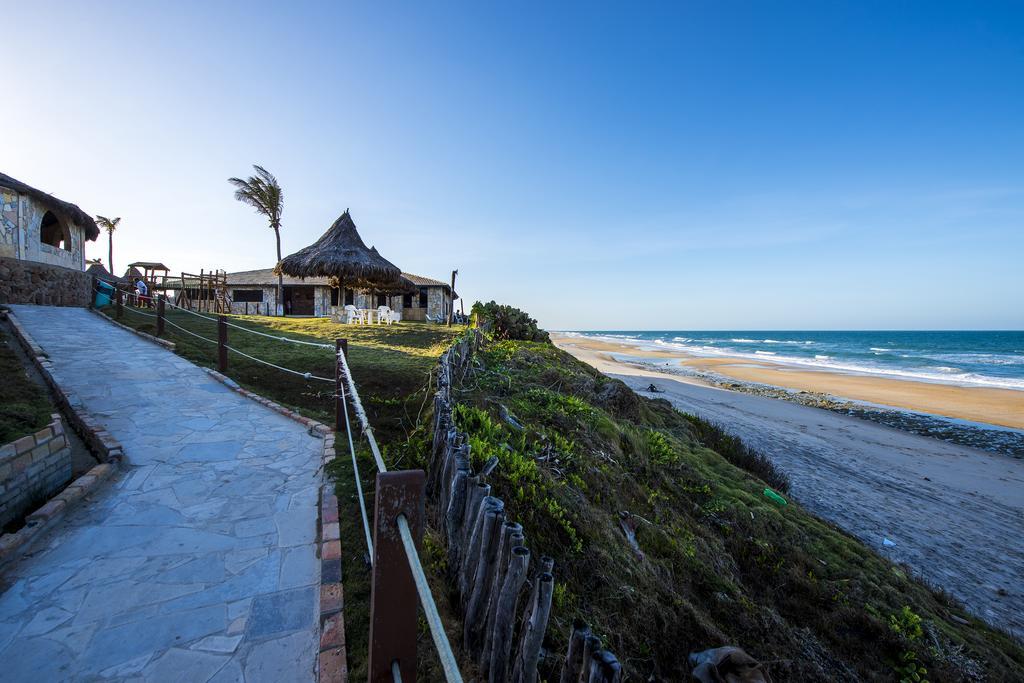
[377, 305, 392, 325]
[343, 305, 363, 324]
[389, 309, 401, 324]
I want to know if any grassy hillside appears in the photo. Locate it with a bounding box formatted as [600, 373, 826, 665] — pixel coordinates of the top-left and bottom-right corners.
[449, 339, 1023, 681]
[103, 306, 1023, 680]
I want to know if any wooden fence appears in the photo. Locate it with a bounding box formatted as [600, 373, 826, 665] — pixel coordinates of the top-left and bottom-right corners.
[429, 331, 623, 682]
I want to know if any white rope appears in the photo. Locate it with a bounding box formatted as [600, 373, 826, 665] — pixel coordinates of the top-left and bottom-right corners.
[339, 372, 375, 558]
[121, 306, 158, 319]
[162, 317, 219, 345]
[397, 513, 464, 683]
[223, 344, 334, 383]
[337, 349, 387, 472]
[166, 299, 334, 349]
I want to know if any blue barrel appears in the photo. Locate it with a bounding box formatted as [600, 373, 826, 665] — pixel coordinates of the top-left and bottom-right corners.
[95, 280, 114, 307]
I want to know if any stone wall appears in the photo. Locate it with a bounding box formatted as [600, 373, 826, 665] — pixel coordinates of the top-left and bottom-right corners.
[0, 256, 92, 307]
[0, 415, 73, 529]
[0, 190, 86, 270]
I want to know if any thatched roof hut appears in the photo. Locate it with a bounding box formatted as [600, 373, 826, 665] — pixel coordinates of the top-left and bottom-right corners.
[86, 262, 122, 283]
[0, 172, 100, 240]
[276, 210, 403, 289]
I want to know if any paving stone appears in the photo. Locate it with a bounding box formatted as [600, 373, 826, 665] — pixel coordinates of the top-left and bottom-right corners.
[0, 306, 324, 680]
[247, 586, 317, 638]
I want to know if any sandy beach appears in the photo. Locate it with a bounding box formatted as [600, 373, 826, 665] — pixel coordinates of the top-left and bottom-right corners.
[554, 334, 1024, 430]
[553, 333, 1024, 638]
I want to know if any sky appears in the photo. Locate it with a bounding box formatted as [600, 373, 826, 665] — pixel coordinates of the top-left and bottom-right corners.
[2, 1, 1022, 330]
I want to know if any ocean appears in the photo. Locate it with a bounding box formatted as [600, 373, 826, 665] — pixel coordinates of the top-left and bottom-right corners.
[563, 330, 1024, 391]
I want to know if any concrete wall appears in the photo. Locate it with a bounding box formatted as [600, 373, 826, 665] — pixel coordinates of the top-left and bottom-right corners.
[0, 257, 92, 307]
[0, 415, 73, 529]
[0, 190, 86, 271]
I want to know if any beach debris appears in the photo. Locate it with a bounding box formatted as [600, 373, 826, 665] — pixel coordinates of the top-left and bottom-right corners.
[883, 537, 897, 547]
[618, 511, 645, 561]
[494, 402, 524, 431]
[762, 488, 787, 506]
[689, 646, 770, 683]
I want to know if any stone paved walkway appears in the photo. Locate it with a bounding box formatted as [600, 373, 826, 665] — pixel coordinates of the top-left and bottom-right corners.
[0, 306, 323, 681]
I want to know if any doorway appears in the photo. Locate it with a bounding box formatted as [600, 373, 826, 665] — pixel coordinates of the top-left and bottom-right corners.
[283, 285, 315, 316]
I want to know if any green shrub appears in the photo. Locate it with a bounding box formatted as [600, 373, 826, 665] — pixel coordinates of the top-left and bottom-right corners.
[471, 300, 550, 342]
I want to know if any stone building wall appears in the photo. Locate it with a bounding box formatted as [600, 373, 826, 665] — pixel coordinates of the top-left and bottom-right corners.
[0, 415, 73, 529]
[0, 190, 85, 270]
[0, 257, 92, 307]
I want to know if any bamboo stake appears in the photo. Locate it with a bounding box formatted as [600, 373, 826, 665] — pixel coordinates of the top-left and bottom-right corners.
[479, 522, 523, 674]
[513, 570, 555, 683]
[488, 546, 530, 683]
[464, 506, 505, 652]
[560, 622, 591, 683]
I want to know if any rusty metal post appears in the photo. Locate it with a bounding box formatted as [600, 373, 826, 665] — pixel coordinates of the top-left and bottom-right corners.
[157, 295, 166, 337]
[218, 314, 228, 372]
[116, 288, 123, 319]
[368, 470, 425, 683]
[335, 338, 348, 432]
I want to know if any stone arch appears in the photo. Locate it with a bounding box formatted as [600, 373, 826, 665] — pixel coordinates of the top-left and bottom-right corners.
[40, 210, 69, 250]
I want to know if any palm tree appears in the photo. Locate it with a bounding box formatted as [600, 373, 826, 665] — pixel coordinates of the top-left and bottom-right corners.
[95, 215, 121, 274]
[228, 165, 284, 315]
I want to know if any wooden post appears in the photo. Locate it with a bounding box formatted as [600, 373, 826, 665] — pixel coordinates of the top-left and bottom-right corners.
[89, 275, 97, 309]
[489, 545, 530, 682]
[368, 470, 425, 683]
[157, 295, 166, 337]
[218, 314, 228, 372]
[116, 288, 123, 319]
[335, 339, 348, 432]
[447, 269, 458, 327]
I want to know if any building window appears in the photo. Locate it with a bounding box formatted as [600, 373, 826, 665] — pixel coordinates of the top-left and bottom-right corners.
[419, 287, 428, 308]
[376, 294, 388, 307]
[40, 211, 68, 250]
[403, 292, 413, 308]
[330, 288, 339, 306]
[233, 289, 263, 303]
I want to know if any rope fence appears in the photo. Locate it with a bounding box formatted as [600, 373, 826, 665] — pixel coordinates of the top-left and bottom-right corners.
[91, 277, 465, 682]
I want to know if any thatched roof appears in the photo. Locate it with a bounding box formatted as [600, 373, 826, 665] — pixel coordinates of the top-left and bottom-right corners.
[276, 210, 402, 288]
[86, 262, 122, 283]
[0, 172, 100, 241]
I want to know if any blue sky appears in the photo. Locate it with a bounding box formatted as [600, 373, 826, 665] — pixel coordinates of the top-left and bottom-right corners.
[2, 1, 1022, 329]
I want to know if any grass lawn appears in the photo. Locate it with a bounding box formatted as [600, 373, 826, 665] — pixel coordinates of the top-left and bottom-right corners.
[0, 326, 55, 444]
[102, 305, 466, 678]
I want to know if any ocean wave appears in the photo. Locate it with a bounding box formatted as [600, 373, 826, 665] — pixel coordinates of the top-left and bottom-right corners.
[564, 332, 1024, 390]
[869, 347, 890, 352]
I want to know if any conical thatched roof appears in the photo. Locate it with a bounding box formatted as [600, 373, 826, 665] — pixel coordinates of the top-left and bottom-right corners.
[276, 210, 402, 288]
[0, 172, 100, 240]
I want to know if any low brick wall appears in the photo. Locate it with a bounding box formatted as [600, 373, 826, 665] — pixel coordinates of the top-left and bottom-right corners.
[0, 414, 72, 529]
[0, 256, 91, 307]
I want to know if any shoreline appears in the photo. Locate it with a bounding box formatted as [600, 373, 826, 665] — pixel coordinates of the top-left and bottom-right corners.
[552, 333, 1024, 434]
[552, 332, 1024, 638]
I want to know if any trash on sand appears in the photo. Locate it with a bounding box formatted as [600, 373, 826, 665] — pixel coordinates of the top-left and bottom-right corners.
[689, 646, 770, 683]
[762, 488, 787, 506]
[883, 537, 896, 547]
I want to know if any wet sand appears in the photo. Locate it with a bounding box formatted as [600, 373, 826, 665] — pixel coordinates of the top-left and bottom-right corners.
[552, 334, 1024, 638]
[552, 334, 1024, 430]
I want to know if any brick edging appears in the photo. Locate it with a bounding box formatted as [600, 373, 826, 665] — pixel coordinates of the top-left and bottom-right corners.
[88, 307, 176, 350]
[200, 368, 346, 682]
[6, 311, 126, 463]
[1, 311, 123, 567]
